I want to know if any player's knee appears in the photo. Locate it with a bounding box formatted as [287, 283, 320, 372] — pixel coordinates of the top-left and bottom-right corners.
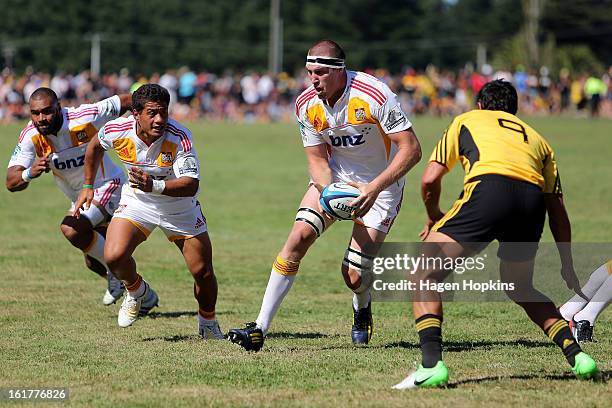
[418, 266, 451, 283]
[60, 215, 95, 248]
[191, 262, 215, 282]
[341, 265, 362, 290]
[60, 220, 83, 246]
[104, 247, 129, 272]
[506, 282, 544, 305]
[503, 279, 524, 302]
[289, 226, 317, 248]
[60, 222, 77, 242]
[342, 247, 375, 292]
[283, 226, 317, 261]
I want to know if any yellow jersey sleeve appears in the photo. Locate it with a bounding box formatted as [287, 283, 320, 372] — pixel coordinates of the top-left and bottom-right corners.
[429, 117, 460, 170]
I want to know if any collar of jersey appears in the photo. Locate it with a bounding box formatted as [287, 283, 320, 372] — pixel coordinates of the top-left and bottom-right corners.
[133, 119, 168, 149]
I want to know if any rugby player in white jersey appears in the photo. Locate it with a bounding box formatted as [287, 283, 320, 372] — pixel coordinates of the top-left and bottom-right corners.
[229, 40, 422, 350]
[74, 84, 223, 338]
[6, 87, 131, 305]
[560, 260, 612, 342]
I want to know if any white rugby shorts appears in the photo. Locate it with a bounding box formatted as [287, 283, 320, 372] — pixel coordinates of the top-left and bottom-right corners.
[112, 194, 208, 241]
[356, 188, 404, 234]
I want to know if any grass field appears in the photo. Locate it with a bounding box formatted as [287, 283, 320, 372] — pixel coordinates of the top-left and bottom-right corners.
[0, 116, 610, 407]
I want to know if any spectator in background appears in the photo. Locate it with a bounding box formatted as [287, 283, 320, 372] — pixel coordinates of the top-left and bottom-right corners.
[129, 74, 148, 93]
[178, 66, 197, 105]
[50, 71, 70, 99]
[117, 68, 132, 93]
[257, 73, 274, 101]
[1, 65, 611, 123]
[558, 68, 571, 112]
[584, 74, 607, 117]
[159, 69, 179, 106]
[570, 74, 587, 112]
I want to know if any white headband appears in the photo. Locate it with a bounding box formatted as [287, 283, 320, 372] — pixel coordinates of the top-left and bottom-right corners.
[306, 55, 345, 69]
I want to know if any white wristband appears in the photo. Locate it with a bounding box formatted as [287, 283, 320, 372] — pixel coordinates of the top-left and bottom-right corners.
[21, 168, 33, 183]
[151, 179, 166, 194]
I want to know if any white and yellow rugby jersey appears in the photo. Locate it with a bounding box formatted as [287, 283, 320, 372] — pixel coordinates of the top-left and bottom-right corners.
[97, 116, 200, 212]
[429, 109, 561, 193]
[9, 96, 125, 202]
[295, 70, 412, 197]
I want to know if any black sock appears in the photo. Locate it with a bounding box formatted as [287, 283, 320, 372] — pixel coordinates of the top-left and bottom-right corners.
[545, 319, 582, 366]
[416, 314, 443, 368]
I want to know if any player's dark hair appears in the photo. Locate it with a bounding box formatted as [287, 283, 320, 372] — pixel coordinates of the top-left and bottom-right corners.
[476, 79, 518, 114]
[132, 84, 170, 112]
[30, 87, 58, 104]
[309, 39, 346, 60]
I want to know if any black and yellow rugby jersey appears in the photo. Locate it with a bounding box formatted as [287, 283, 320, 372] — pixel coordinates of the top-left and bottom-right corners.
[430, 109, 561, 194]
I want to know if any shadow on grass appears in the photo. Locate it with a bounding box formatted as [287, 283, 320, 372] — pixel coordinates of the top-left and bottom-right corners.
[447, 370, 610, 388]
[140, 331, 330, 343]
[384, 339, 555, 351]
[267, 332, 331, 339]
[148, 311, 197, 319]
[147, 310, 240, 319]
[142, 334, 201, 342]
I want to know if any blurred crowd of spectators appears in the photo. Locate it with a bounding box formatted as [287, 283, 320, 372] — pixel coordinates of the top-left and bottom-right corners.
[1, 64, 611, 124]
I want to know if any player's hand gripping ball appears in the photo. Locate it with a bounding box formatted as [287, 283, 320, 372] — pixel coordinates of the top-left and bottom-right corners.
[319, 182, 361, 220]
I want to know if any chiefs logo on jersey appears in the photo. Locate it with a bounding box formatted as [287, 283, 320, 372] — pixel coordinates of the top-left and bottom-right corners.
[355, 108, 366, 121]
[159, 152, 173, 166]
[76, 131, 88, 142]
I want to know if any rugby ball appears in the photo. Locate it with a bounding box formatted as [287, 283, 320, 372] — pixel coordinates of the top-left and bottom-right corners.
[319, 182, 361, 220]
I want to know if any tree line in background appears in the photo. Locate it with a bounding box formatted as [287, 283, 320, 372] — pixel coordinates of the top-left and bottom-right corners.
[1, 0, 610, 76]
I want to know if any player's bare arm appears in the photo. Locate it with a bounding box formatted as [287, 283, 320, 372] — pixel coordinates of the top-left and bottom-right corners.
[544, 193, 572, 244]
[304, 144, 332, 192]
[118, 94, 133, 115]
[73, 136, 105, 217]
[128, 166, 198, 197]
[419, 160, 448, 240]
[6, 155, 51, 192]
[349, 127, 421, 217]
[544, 193, 583, 295]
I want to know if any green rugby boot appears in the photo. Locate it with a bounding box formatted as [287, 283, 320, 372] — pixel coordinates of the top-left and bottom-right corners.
[392, 360, 449, 390]
[572, 352, 599, 380]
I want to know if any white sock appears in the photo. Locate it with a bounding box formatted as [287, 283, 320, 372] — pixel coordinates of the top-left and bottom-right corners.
[573, 274, 612, 324]
[255, 269, 296, 335]
[559, 262, 610, 320]
[352, 290, 371, 310]
[84, 232, 109, 272]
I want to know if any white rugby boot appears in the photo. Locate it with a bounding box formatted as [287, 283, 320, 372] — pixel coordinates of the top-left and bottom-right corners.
[117, 282, 158, 328]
